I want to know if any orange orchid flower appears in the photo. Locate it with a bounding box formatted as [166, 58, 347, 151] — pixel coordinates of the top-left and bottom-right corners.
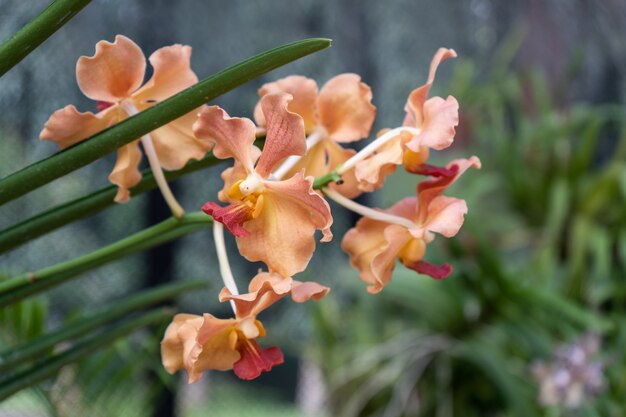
[354, 48, 460, 191]
[194, 93, 333, 277]
[254, 74, 376, 198]
[343, 156, 480, 294]
[161, 272, 329, 382]
[40, 35, 209, 203]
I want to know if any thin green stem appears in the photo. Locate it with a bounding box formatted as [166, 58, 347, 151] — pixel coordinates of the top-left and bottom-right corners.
[0, 280, 207, 372]
[0, 0, 92, 77]
[0, 212, 212, 306]
[0, 154, 220, 254]
[313, 171, 343, 190]
[0, 38, 331, 205]
[0, 308, 171, 401]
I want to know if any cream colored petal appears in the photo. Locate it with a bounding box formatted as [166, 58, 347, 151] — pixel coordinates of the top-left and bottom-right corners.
[318, 73, 376, 143]
[108, 140, 143, 203]
[255, 75, 319, 133]
[255, 93, 306, 178]
[193, 106, 257, 173]
[149, 109, 210, 170]
[133, 44, 197, 103]
[39, 104, 118, 149]
[76, 35, 146, 102]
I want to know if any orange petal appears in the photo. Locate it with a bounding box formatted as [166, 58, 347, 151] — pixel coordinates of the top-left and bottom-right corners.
[108, 140, 143, 203]
[133, 44, 198, 103]
[189, 314, 240, 383]
[423, 196, 467, 238]
[255, 93, 306, 178]
[193, 106, 257, 173]
[236, 173, 333, 276]
[39, 104, 118, 149]
[416, 156, 481, 224]
[291, 280, 330, 302]
[219, 273, 290, 318]
[255, 75, 319, 133]
[161, 313, 203, 375]
[405, 95, 459, 152]
[76, 35, 146, 102]
[318, 74, 376, 143]
[354, 133, 403, 192]
[149, 109, 210, 170]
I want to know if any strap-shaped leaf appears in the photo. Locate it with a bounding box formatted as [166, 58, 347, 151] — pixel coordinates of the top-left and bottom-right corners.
[0, 154, 220, 254]
[0, 38, 331, 205]
[0, 280, 208, 372]
[0, 212, 212, 306]
[0, 308, 171, 401]
[0, 0, 93, 77]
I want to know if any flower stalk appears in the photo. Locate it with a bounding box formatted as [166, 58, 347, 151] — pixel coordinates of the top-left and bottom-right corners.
[213, 221, 239, 313]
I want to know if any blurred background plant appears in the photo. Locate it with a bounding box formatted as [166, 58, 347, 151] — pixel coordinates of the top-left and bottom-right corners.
[1, 1, 625, 417]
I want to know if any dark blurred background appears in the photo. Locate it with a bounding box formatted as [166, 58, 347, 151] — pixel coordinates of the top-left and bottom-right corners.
[1, 1, 625, 416]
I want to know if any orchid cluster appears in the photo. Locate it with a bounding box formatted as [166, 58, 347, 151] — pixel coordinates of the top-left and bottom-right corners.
[40, 36, 479, 381]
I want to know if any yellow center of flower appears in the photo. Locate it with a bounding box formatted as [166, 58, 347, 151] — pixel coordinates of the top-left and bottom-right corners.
[398, 238, 427, 266]
[228, 180, 265, 219]
[402, 146, 430, 171]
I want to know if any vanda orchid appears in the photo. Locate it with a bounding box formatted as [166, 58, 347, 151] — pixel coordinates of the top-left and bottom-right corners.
[40, 35, 210, 215]
[195, 92, 333, 277]
[254, 74, 376, 197]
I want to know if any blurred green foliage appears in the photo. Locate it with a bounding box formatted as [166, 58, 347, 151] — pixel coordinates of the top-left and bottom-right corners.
[310, 36, 626, 417]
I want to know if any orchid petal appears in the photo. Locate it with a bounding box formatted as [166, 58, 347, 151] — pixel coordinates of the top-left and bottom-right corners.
[76, 35, 146, 103]
[405, 260, 452, 280]
[219, 274, 289, 318]
[108, 140, 143, 203]
[149, 110, 210, 170]
[424, 196, 468, 237]
[317, 74, 376, 143]
[403, 48, 457, 129]
[202, 201, 255, 238]
[291, 280, 330, 302]
[133, 44, 198, 102]
[236, 172, 333, 276]
[161, 314, 203, 375]
[39, 104, 118, 149]
[233, 341, 284, 380]
[193, 106, 257, 173]
[255, 75, 319, 133]
[255, 93, 306, 178]
[405, 95, 459, 152]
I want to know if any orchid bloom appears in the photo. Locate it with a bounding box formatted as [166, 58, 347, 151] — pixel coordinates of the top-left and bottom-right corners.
[40, 35, 209, 203]
[342, 156, 480, 294]
[194, 93, 333, 277]
[161, 272, 329, 382]
[354, 48, 460, 191]
[254, 74, 376, 197]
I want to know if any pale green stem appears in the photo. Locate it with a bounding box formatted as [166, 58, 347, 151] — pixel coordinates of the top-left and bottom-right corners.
[337, 126, 420, 175]
[323, 187, 417, 229]
[213, 222, 239, 314]
[122, 101, 185, 218]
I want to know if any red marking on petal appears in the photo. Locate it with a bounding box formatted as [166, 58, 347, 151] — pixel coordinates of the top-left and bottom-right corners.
[233, 340, 284, 380]
[407, 163, 456, 178]
[97, 100, 114, 112]
[202, 201, 252, 237]
[406, 260, 452, 280]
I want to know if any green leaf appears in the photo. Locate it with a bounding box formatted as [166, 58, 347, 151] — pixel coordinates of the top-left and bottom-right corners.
[0, 308, 171, 401]
[0, 0, 93, 77]
[0, 279, 208, 372]
[0, 153, 221, 254]
[0, 212, 212, 306]
[0, 38, 331, 205]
